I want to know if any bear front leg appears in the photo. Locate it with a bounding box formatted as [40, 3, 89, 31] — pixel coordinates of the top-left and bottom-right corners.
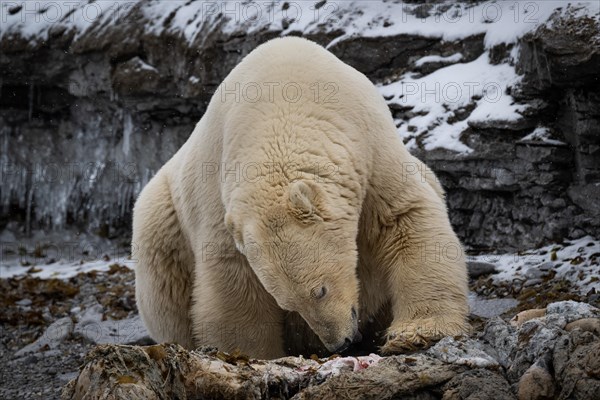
[133, 171, 195, 349]
[375, 207, 470, 354]
[191, 256, 286, 359]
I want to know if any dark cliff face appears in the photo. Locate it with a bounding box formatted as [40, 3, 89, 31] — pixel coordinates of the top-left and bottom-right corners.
[434, 11, 600, 251]
[0, 1, 598, 251]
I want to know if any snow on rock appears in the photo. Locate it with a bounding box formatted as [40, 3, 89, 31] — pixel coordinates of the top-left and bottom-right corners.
[380, 52, 525, 153]
[0, 1, 596, 159]
[142, 1, 571, 45]
[519, 126, 567, 146]
[0, 232, 134, 280]
[415, 53, 464, 67]
[4, 1, 597, 49]
[0, 0, 138, 42]
[0, 258, 131, 280]
[117, 57, 159, 74]
[469, 236, 600, 295]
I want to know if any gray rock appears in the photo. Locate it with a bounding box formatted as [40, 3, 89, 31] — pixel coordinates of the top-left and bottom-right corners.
[480, 318, 517, 368]
[57, 371, 80, 383]
[469, 295, 519, 319]
[517, 360, 556, 400]
[73, 303, 104, 342]
[524, 267, 545, 280]
[15, 299, 32, 306]
[41, 349, 62, 358]
[428, 337, 499, 368]
[537, 262, 554, 271]
[443, 369, 516, 400]
[553, 330, 600, 399]
[74, 305, 150, 346]
[523, 278, 543, 287]
[545, 301, 600, 328]
[507, 321, 562, 382]
[467, 261, 497, 278]
[14, 317, 73, 357]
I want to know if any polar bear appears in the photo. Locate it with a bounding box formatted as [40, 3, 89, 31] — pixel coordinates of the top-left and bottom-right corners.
[133, 37, 469, 359]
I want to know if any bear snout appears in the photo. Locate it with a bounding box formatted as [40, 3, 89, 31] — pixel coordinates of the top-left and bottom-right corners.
[334, 337, 352, 353]
[326, 322, 361, 354]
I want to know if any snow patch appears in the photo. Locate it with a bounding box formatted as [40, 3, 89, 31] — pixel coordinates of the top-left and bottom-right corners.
[520, 126, 567, 146]
[4, 1, 598, 50]
[469, 236, 600, 295]
[379, 52, 524, 153]
[0, 258, 132, 280]
[134, 59, 158, 73]
[0, 1, 137, 41]
[415, 53, 464, 67]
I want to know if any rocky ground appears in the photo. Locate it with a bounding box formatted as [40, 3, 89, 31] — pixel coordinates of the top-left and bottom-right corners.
[0, 264, 152, 399]
[62, 302, 600, 399]
[1, 238, 598, 399]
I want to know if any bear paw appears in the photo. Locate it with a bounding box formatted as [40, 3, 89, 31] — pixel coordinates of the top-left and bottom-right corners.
[381, 318, 467, 354]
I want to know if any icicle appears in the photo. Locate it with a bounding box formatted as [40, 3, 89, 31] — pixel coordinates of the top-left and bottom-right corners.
[28, 83, 34, 121]
[0, 127, 10, 212]
[25, 180, 34, 236]
[0, 126, 8, 163]
[122, 112, 132, 156]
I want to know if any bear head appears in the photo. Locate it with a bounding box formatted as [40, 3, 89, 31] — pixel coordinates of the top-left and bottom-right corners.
[225, 179, 361, 353]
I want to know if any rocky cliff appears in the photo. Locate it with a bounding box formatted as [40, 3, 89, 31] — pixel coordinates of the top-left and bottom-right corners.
[1, 0, 598, 251]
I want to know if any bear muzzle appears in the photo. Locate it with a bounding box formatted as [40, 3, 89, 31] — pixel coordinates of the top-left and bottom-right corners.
[327, 325, 362, 353]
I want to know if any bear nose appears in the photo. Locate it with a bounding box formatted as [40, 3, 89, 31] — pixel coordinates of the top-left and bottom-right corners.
[335, 338, 352, 353]
[353, 329, 363, 343]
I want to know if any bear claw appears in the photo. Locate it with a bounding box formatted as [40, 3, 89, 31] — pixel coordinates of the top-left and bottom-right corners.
[381, 333, 432, 354]
[381, 318, 467, 355]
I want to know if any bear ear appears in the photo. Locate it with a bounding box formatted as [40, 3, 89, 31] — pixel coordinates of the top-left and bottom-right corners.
[288, 180, 323, 222]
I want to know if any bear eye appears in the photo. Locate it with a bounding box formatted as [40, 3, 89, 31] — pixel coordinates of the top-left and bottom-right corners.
[311, 285, 327, 300]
